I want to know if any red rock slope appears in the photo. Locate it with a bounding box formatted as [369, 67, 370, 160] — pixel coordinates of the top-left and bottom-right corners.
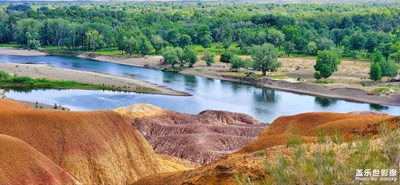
[0, 134, 80, 185]
[0, 109, 162, 185]
[115, 104, 267, 165]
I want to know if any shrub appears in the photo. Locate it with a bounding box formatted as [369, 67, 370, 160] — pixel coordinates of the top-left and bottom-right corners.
[0, 71, 9, 79]
[220, 52, 233, 63]
[10, 76, 32, 83]
[314, 72, 322, 80]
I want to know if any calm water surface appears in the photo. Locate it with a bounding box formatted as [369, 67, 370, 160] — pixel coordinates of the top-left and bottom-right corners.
[1, 55, 399, 122]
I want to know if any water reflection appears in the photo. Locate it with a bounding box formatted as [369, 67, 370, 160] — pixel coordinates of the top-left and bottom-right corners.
[184, 75, 197, 90]
[315, 97, 338, 107]
[253, 89, 279, 103]
[162, 72, 179, 83]
[229, 82, 243, 94]
[370, 104, 389, 111]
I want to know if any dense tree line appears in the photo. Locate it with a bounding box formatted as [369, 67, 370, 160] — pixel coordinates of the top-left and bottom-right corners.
[0, 3, 398, 53]
[0, 2, 399, 75]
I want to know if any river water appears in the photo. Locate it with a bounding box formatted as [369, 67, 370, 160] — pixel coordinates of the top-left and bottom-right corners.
[0, 55, 398, 122]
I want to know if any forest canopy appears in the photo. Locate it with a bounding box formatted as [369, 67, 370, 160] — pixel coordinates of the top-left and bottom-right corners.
[0, 2, 399, 60]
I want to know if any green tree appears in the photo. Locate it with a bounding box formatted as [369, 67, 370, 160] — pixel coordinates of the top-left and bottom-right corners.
[42, 18, 69, 48]
[317, 38, 335, 51]
[314, 50, 341, 79]
[377, 43, 393, 61]
[123, 36, 139, 55]
[370, 62, 382, 81]
[86, 29, 103, 53]
[138, 35, 154, 56]
[27, 38, 40, 50]
[373, 51, 398, 80]
[372, 51, 385, 64]
[151, 35, 164, 54]
[0, 14, 9, 43]
[307, 42, 318, 55]
[202, 50, 215, 66]
[294, 36, 308, 53]
[380, 61, 398, 80]
[161, 46, 179, 67]
[266, 28, 285, 47]
[64, 23, 82, 50]
[199, 35, 212, 49]
[221, 27, 233, 49]
[284, 41, 295, 57]
[175, 47, 185, 67]
[314, 63, 333, 79]
[255, 31, 266, 45]
[183, 47, 198, 68]
[364, 32, 379, 52]
[314, 72, 322, 81]
[220, 52, 233, 63]
[178, 34, 192, 48]
[348, 32, 366, 50]
[230, 56, 245, 72]
[249, 43, 280, 76]
[115, 29, 128, 52]
[390, 50, 400, 63]
[14, 19, 41, 47]
[282, 25, 298, 57]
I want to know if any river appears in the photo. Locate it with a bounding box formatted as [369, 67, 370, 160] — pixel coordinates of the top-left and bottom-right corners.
[0, 55, 399, 122]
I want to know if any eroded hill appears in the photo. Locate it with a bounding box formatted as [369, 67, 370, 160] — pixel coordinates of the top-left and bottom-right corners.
[0, 101, 163, 185]
[132, 112, 399, 185]
[0, 134, 81, 185]
[115, 104, 267, 165]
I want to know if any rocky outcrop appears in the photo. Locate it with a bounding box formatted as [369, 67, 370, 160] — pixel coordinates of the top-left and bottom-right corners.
[0, 134, 80, 185]
[115, 104, 267, 165]
[0, 109, 162, 185]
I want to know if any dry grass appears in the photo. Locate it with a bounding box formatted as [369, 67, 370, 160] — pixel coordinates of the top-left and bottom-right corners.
[228, 120, 400, 185]
[157, 155, 200, 172]
[261, 123, 400, 185]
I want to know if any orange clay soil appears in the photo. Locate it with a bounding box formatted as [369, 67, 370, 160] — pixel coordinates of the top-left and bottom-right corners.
[0, 134, 80, 185]
[0, 109, 162, 185]
[132, 113, 399, 185]
[0, 99, 32, 110]
[238, 112, 392, 154]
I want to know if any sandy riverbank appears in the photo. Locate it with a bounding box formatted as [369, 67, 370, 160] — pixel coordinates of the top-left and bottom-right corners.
[0, 62, 189, 96]
[78, 53, 164, 68]
[80, 53, 400, 106]
[0, 47, 48, 56]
